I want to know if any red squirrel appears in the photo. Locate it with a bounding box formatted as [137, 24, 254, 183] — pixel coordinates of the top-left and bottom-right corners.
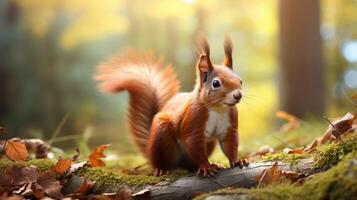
[95, 36, 247, 176]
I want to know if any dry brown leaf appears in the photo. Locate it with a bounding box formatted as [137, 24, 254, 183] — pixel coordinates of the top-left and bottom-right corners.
[132, 188, 151, 199]
[305, 112, 356, 152]
[282, 171, 307, 182]
[88, 144, 110, 167]
[75, 177, 94, 196]
[283, 147, 305, 154]
[116, 186, 133, 200]
[5, 166, 39, 187]
[276, 111, 300, 134]
[36, 171, 63, 199]
[69, 161, 87, 173]
[328, 113, 355, 140]
[52, 158, 72, 175]
[13, 182, 33, 197]
[255, 145, 275, 156]
[5, 141, 28, 161]
[0, 195, 23, 200]
[257, 162, 283, 187]
[0, 171, 12, 188]
[32, 186, 46, 199]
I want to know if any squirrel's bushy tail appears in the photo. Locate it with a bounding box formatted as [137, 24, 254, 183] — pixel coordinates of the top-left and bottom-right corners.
[95, 52, 180, 155]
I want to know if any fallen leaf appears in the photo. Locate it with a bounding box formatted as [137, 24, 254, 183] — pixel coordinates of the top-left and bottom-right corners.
[132, 188, 150, 199]
[13, 182, 33, 197]
[283, 147, 305, 154]
[255, 145, 274, 156]
[75, 177, 94, 196]
[5, 141, 28, 161]
[305, 113, 356, 152]
[326, 113, 355, 140]
[69, 161, 88, 173]
[257, 162, 283, 187]
[52, 158, 72, 174]
[0, 195, 23, 200]
[0, 174, 13, 197]
[276, 111, 300, 134]
[10, 138, 49, 159]
[282, 171, 307, 182]
[63, 176, 94, 198]
[116, 186, 133, 200]
[88, 144, 110, 167]
[5, 166, 39, 186]
[32, 185, 46, 199]
[36, 171, 63, 199]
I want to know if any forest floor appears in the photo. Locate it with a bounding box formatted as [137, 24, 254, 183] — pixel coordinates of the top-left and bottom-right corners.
[0, 112, 356, 199]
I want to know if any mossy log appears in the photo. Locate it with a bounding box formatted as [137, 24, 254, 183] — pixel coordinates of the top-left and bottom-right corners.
[196, 152, 357, 200]
[133, 135, 357, 200]
[132, 158, 317, 200]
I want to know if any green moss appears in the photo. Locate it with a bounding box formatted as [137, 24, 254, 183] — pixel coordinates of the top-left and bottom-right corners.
[314, 134, 357, 169]
[261, 133, 357, 169]
[261, 152, 308, 165]
[0, 158, 56, 172]
[77, 167, 161, 186]
[196, 151, 357, 200]
[75, 167, 193, 192]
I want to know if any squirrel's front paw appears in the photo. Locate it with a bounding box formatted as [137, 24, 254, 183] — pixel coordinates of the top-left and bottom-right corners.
[154, 168, 169, 176]
[197, 163, 223, 177]
[230, 158, 249, 169]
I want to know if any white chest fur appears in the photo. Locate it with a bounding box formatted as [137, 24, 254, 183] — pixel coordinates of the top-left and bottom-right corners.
[204, 108, 231, 140]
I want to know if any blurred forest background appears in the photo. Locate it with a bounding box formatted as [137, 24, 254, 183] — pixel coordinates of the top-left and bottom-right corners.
[0, 0, 356, 157]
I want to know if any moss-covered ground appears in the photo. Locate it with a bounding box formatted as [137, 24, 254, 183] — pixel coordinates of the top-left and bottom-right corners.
[0, 131, 355, 197]
[196, 151, 357, 200]
[196, 133, 357, 200]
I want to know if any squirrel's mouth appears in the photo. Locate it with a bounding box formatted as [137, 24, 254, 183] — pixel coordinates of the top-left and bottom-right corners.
[223, 98, 241, 107]
[223, 102, 238, 107]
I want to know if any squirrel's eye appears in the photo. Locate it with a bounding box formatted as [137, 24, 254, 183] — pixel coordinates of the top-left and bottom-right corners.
[212, 79, 221, 88]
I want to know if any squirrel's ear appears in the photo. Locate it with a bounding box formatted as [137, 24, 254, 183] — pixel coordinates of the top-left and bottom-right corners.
[197, 55, 213, 73]
[223, 35, 233, 69]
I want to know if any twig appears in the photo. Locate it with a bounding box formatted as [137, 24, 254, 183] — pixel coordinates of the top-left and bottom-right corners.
[0, 140, 8, 158]
[48, 113, 70, 145]
[323, 116, 335, 128]
[0, 128, 7, 157]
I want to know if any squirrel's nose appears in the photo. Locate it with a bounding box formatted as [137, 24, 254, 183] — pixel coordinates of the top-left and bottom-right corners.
[233, 92, 242, 101]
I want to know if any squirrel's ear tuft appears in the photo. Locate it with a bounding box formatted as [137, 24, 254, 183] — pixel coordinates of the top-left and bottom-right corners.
[223, 35, 233, 69]
[196, 35, 213, 72]
[197, 55, 212, 73]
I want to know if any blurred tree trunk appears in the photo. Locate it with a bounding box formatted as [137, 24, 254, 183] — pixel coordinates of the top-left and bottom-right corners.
[278, 0, 325, 117]
[0, 1, 19, 121]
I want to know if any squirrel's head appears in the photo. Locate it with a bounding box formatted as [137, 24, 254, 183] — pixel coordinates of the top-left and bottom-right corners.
[196, 35, 243, 108]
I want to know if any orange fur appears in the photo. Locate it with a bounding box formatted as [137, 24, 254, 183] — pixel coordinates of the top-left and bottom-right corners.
[96, 36, 243, 175]
[95, 52, 179, 154]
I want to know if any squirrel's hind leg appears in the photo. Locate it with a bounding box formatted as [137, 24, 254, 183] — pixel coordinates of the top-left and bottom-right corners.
[147, 113, 180, 175]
